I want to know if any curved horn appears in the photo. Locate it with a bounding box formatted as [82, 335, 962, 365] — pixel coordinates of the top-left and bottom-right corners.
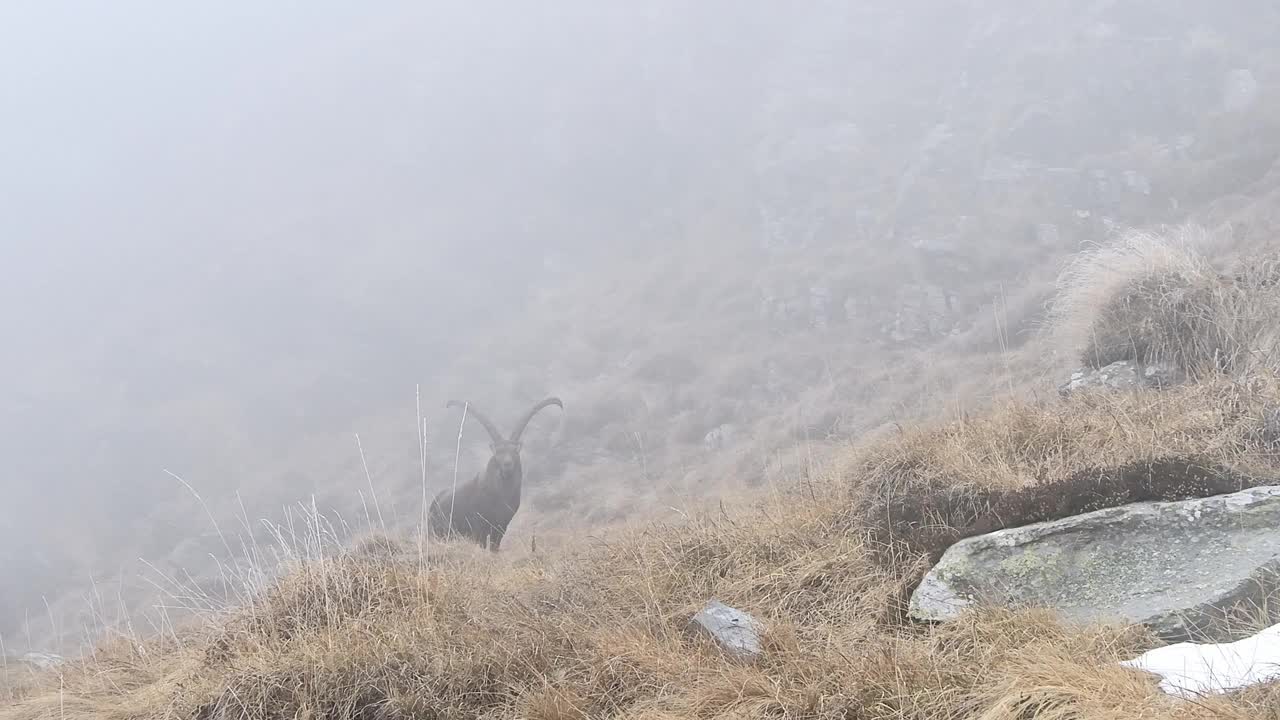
[445, 400, 505, 445]
[509, 397, 563, 442]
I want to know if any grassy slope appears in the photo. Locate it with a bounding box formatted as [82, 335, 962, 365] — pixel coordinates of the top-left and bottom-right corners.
[6, 330, 1280, 718]
[12, 8, 1280, 716]
[10, 231, 1280, 718]
[18, 0, 1280, 657]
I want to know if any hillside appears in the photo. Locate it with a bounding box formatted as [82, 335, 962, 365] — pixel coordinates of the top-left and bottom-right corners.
[7, 0, 1280, 671]
[5, 228, 1280, 717]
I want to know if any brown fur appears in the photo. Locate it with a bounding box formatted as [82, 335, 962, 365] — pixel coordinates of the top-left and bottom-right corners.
[428, 397, 563, 552]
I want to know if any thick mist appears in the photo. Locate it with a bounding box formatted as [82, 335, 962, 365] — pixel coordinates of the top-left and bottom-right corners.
[0, 0, 762, 647]
[4, 1, 1279, 654]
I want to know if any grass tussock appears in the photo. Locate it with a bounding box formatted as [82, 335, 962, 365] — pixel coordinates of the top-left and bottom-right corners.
[1049, 225, 1280, 375]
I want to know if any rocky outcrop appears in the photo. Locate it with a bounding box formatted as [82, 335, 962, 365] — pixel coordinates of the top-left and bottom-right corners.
[13, 651, 63, 672]
[1058, 360, 1183, 396]
[909, 485, 1280, 643]
[703, 423, 737, 452]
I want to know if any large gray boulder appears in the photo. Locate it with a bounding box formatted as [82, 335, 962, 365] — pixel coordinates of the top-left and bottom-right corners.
[910, 486, 1280, 642]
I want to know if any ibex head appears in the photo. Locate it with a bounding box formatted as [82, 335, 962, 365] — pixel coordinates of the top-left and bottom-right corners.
[445, 397, 563, 479]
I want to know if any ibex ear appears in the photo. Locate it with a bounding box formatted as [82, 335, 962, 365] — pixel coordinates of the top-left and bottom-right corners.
[490, 441, 499, 453]
[513, 441, 523, 452]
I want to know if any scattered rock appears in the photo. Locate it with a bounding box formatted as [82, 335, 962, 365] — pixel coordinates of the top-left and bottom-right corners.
[1032, 222, 1061, 248]
[1122, 170, 1151, 195]
[1141, 362, 1184, 388]
[909, 485, 1280, 643]
[1087, 168, 1121, 207]
[1223, 68, 1259, 113]
[843, 295, 859, 322]
[703, 424, 737, 452]
[17, 651, 64, 671]
[687, 599, 764, 662]
[1058, 360, 1183, 396]
[1120, 622, 1280, 699]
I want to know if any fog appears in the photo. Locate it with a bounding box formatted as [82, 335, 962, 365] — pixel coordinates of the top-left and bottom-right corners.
[3, 1, 1278, 653]
[0, 0, 757, 647]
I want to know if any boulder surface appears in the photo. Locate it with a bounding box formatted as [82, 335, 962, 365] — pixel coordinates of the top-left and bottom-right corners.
[910, 485, 1280, 642]
[1058, 360, 1183, 396]
[687, 599, 764, 662]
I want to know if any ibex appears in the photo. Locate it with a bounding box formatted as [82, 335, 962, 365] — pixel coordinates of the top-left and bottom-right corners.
[427, 397, 563, 552]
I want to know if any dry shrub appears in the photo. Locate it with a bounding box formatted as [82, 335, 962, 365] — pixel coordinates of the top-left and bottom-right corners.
[218, 555, 433, 646]
[1049, 225, 1280, 374]
[346, 531, 409, 560]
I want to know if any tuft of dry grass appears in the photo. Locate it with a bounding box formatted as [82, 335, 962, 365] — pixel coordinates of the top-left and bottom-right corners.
[1048, 225, 1280, 375]
[847, 372, 1280, 564]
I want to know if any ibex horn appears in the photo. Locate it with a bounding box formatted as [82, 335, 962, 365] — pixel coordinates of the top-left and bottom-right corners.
[445, 400, 505, 445]
[509, 397, 564, 443]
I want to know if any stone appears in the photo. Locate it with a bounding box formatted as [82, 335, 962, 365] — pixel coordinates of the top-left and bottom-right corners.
[687, 599, 764, 662]
[843, 295, 859, 321]
[1087, 168, 1112, 203]
[1057, 360, 1183, 396]
[1059, 361, 1142, 394]
[17, 651, 64, 671]
[1033, 223, 1061, 248]
[1122, 170, 1151, 195]
[703, 424, 737, 452]
[909, 486, 1280, 643]
[1223, 69, 1258, 113]
[1120, 622, 1280, 699]
[1141, 362, 1184, 389]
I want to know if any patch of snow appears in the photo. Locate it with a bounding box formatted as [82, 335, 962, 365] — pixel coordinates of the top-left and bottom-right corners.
[1120, 622, 1280, 698]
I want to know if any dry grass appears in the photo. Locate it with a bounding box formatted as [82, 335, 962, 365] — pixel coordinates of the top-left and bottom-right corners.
[5, 371, 1280, 719]
[9, 226, 1280, 718]
[1049, 225, 1280, 375]
[849, 372, 1280, 562]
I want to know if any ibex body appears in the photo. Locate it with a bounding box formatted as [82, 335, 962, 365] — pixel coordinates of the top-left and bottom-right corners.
[428, 397, 562, 552]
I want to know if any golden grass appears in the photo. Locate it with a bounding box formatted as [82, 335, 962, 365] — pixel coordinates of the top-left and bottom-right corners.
[9, 224, 1280, 718]
[1048, 225, 1280, 375]
[849, 372, 1280, 561]
[5, 371, 1280, 719]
